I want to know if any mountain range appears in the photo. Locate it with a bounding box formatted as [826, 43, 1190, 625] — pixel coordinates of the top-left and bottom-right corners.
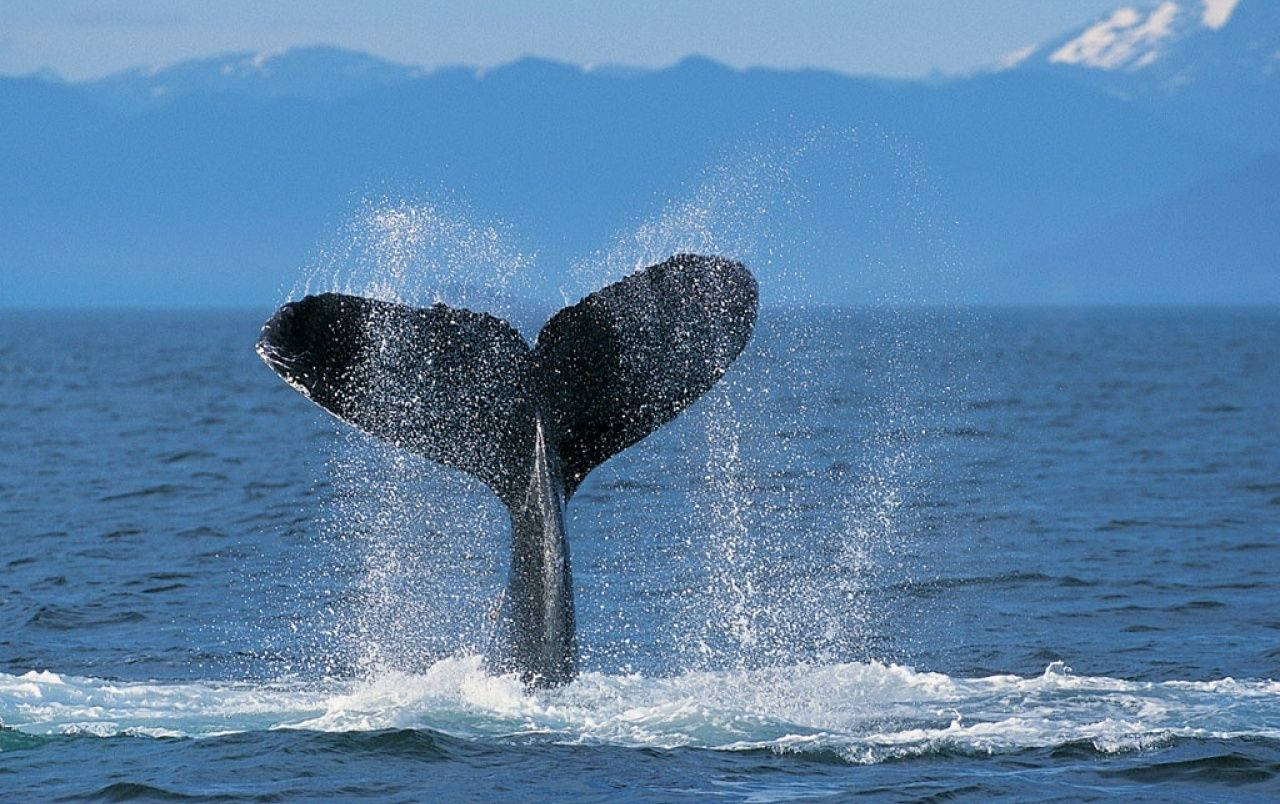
[2, 0, 1276, 307]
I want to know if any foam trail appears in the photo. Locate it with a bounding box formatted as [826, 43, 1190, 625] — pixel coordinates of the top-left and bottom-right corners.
[4, 662, 1277, 763]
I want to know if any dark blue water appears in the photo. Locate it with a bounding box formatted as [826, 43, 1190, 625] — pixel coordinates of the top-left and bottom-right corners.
[2, 306, 1278, 801]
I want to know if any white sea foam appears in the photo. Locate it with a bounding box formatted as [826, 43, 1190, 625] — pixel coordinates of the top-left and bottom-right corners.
[4, 659, 1276, 762]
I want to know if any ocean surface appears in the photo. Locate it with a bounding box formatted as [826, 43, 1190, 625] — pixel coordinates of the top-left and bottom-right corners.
[1, 306, 1278, 801]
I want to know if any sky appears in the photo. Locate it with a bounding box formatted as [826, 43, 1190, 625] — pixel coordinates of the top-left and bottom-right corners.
[2, 0, 1134, 80]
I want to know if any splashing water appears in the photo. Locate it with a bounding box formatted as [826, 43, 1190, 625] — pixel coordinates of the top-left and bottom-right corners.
[4, 661, 1277, 765]
[262, 129, 962, 682]
[296, 197, 535, 316]
[278, 201, 537, 677]
[562, 131, 960, 675]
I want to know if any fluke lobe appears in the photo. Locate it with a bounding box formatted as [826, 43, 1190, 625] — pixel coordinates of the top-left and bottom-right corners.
[257, 254, 758, 686]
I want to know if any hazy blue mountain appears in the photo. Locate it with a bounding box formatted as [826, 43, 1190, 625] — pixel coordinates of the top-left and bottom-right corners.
[1004, 152, 1280, 304]
[3, 2, 1276, 307]
[83, 46, 426, 114]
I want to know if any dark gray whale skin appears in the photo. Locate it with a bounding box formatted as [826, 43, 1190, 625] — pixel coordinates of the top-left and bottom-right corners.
[256, 254, 757, 686]
[498, 414, 576, 684]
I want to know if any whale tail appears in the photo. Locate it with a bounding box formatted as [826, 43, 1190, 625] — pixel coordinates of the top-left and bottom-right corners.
[258, 253, 757, 685]
[256, 254, 758, 505]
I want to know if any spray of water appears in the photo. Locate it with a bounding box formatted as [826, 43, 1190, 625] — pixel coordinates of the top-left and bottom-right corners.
[558, 129, 962, 674]
[296, 197, 533, 314]
[269, 127, 962, 680]
[277, 199, 537, 676]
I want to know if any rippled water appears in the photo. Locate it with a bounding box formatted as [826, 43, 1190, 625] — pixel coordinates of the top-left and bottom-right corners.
[1, 307, 1278, 800]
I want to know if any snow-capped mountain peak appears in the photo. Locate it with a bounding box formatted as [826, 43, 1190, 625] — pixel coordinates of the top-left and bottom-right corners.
[1049, 2, 1179, 69]
[994, 0, 1277, 152]
[1047, 1, 1241, 71]
[1009, 0, 1280, 100]
[1201, 0, 1242, 29]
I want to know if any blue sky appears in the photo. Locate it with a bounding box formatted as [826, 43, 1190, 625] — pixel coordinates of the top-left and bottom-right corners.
[3, 0, 1129, 80]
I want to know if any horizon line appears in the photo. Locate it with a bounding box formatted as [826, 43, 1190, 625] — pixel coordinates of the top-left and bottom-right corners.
[5, 301, 1279, 314]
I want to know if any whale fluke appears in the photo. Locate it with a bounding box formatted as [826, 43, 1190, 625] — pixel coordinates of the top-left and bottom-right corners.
[257, 254, 758, 685]
[536, 254, 757, 496]
[258, 293, 538, 508]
